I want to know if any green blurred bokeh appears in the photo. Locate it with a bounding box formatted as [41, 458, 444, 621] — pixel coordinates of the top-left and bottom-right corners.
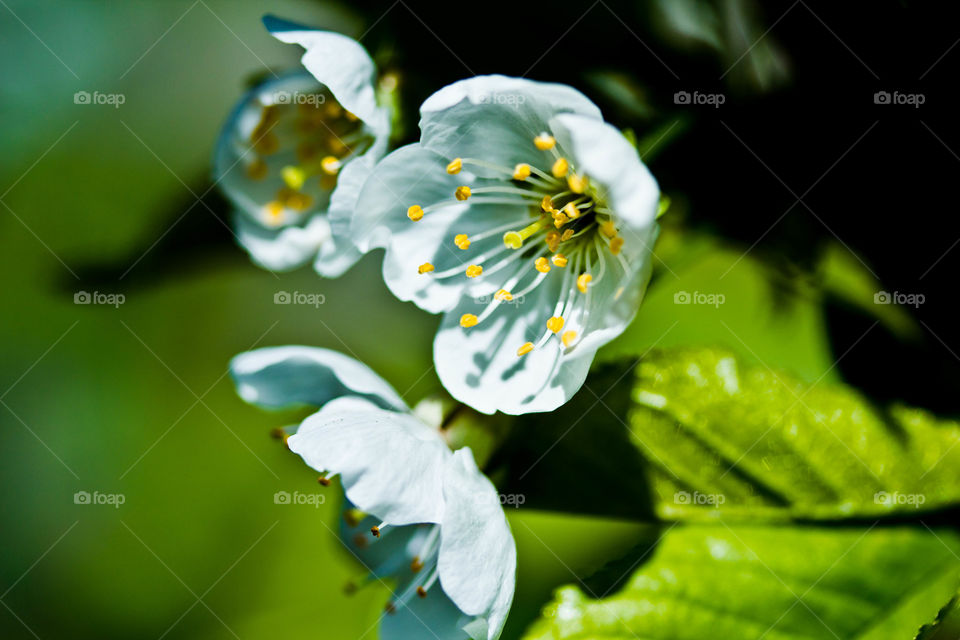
[0, 1, 841, 638]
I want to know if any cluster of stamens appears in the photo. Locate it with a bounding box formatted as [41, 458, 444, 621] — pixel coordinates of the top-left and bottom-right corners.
[409, 132, 629, 357]
[240, 90, 372, 226]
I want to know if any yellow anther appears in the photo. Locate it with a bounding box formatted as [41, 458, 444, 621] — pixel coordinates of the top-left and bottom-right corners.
[407, 205, 424, 221]
[494, 289, 513, 301]
[454, 234, 471, 250]
[567, 174, 587, 194]
[321, 156, 342, 175]
[601, 219, 617, 238]
[551, 253, 568, 267]
[281, 166, 307, 191]
[416, 586, 428, 598]
[553, 212, 569, 229]
[517, 342, 535, 356]
[541, 195, 556, 213]
[545, 231, 560, 248]
[552, 157, 569, 178]
[460, 313, 479, 328]
[411, 557, 424, 572]
[371, 526, 381, 538]
[455, 186, 472, 201]
[561, 229, 575, 242]
[446, 158, 463, 174]
[465, 265, 483, 278]
[534, 133, 556, 150]
[418, 262, 435, 274]
[610, 236, 625, 255]
[563, 202, 579, 219]
[504, 218, 549, 249]
[264, 201, 284, 223]
[246, 158, 268, 180]
[535, 257, 551, 273]
[546, 316, 565, 333]
[577, 273, 592, 293]
[513, 163, 531, 180]
[561, 330, 578, 347]
[325, 102, 342, 118]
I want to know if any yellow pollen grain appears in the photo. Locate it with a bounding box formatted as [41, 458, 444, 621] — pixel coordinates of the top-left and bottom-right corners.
[551, 253, 568, 267]
[246, 158, 268, 180]
[455, 185, 472, 201]
[454, 234, 471, 250]
[281, 166, 307, 191]
[567, 174, 586, 194]
[494, 289, 513, 301]
[563, 202, 579, 219]
[561, 229, 575, 241]
[546, 316, 565, 333]
[534, 133, 556, 150]
[407, 205, 424, 221]
[552, 157, 569, 178]
[460, 313, 479, 328]
[577, 273, 592, 293]
[446, 158, 463, 174]
[418, 262, 435, 274]
[601, 219, 617, 238]
[465, 264, 483, 278]
[562, 330, 578, 347]
[513, 163, 531, 180]
[517, 342, 535, 356]
[610, 236, 625, 255]
[541, 195, 556, 213]
[321, 156, 341, 175]
[535, 257, 551, 273]
[264, 201, 284, 223]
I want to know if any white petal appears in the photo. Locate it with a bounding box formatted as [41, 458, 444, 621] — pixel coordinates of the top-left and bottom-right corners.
[315, 152, 376, 278]
[350, 144, 530, 314]
[230, 346, 407, 411]
[264, 15, 385, 133]
[288, 401, 447, 525]
[233, 211, 331, 272]
[551, 113, 660, 230]
[419, 75, 602, 178]
[381, 584, 477, 640]
[437, 449, 516, 640]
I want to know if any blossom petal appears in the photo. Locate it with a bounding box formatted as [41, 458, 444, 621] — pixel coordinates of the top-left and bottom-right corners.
[437, 448, 516, 640]
[350, 144, 530, 314]
[233, 211, 332, 272]
[315, 152, 374, 277]
[230, 346, 406, 411]
[551, 113, 660, 230]
[264, 15, 384, 133]
[419, 75, 602, 178]
[381, 586, 477, 640]
[288, 400, 447, 525]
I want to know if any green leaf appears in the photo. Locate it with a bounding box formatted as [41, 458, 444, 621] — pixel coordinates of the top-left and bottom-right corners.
[630, 347, 960, 520]
[915, 589, 960, 639]
[523, 526, 960, 640]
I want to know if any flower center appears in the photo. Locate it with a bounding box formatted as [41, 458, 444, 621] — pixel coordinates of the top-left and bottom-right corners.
[410, 131, 628, 357]
[234, 85, 373, 227]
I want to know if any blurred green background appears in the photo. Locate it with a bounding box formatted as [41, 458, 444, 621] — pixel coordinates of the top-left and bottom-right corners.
[2, 0, 955, 638]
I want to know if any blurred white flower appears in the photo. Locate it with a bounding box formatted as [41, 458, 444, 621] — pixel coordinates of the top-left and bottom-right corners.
[231, 346, 516, 640]
[347, 75, 660, 414]
[214, 15, 390, 274]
